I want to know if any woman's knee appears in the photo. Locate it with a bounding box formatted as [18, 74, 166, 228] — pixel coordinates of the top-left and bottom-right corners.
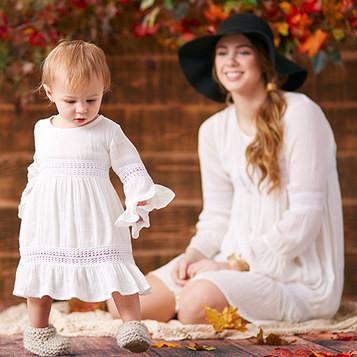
[140, 274, 176, 321]
[178, 280, 229, 324]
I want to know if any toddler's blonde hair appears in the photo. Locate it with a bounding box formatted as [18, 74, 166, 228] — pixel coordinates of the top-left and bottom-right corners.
[40, 40, 111, 92]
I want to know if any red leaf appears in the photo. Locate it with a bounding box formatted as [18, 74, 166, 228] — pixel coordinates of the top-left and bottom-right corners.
[262, 348, 294, 357]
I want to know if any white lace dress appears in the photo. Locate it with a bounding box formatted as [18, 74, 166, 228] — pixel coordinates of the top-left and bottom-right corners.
[13, 115, 175, 302]
[151, 92, 344, 324]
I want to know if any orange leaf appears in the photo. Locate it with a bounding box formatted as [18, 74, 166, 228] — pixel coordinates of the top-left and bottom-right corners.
[203, 0, 228, 22]
[298, 29, 328, 57]
[151, 341, 179, 348]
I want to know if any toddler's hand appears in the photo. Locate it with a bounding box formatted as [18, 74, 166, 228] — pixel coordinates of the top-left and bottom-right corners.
[135, 201, 147, 223]
[137, 200, 147, 206]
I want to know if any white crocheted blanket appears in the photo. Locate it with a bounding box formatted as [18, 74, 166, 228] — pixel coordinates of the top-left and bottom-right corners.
[0, 301, 356, 340]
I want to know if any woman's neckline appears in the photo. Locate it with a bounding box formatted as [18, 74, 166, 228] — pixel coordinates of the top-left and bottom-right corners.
[229, 106, 254, 140]
[48, 114, 104, 130]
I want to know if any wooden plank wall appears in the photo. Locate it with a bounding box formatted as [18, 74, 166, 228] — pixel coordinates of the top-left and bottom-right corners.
[0, 39, 355, 304]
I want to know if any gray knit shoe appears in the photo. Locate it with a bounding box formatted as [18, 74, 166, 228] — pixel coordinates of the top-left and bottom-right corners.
[23, 324, 70, 356]
[116, 321, 151, 353]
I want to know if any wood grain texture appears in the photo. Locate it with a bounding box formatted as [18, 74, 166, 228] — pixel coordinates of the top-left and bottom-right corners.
[0, 42, 356, 303]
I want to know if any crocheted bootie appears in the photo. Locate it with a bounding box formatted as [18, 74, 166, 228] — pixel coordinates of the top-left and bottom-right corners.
[116, 320, 151, 353]
[23, 324, 70, 356]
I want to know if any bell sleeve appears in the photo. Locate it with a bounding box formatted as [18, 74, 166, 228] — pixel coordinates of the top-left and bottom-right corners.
[110, 125, 175, 238]
[249, 97, 336, 276]
[18, 156, 40, 219]
[18, 122, 41, 219]
[187, 120, 234, 258]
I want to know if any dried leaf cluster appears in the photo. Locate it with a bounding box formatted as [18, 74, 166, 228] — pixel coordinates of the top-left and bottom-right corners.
[203, 305, 248, 332]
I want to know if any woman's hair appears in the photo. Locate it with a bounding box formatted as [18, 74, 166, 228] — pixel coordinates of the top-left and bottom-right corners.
[213, 34, 287, 193]
[40, 40, 111, 92]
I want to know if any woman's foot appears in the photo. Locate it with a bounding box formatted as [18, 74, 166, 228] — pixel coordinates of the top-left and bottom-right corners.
[23, 324, 70, 356]
[116, 320, 151, 353]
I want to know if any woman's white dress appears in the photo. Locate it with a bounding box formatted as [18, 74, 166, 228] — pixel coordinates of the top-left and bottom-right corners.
[151, 92, 344, 324]
[13, 115, 174, 302]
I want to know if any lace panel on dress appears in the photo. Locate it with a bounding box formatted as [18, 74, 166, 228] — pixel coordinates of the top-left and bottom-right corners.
[40, 159, 109, 177]
[116, 163, 147, 184]
[20, 247, 132, 265]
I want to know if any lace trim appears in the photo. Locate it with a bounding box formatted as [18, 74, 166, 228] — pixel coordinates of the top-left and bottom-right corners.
[20, 246, 133, 266]
[289, 191, 324, 211]
[116, 163, 147, 184]
[39, 159, 109, 178]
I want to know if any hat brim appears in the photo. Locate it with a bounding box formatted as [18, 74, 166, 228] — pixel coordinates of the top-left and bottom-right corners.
[178, 34, 307, 103]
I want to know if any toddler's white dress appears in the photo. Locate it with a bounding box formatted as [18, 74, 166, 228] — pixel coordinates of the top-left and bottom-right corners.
[13, 115, 174, 301]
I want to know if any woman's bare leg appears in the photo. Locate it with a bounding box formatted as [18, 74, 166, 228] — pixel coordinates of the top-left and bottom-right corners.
[178, 280, 229, 324]
[27, 296, 53, 328]
[107, 274, 176, 322]
[140, 275, 176, 321]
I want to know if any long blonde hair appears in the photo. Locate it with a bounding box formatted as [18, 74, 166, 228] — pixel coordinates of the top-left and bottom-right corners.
[214, 34, 287, 193]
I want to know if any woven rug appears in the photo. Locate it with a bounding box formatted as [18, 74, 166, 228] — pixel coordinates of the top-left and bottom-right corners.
[0, 301, 356, 340]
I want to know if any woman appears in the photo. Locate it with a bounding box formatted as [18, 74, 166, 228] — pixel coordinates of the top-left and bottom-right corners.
[108, 13, 344, 325]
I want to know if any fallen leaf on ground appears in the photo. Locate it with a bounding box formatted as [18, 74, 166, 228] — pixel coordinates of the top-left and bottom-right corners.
[332, 334, 357, 341]
[185, 342, 216, 351]
[151, 341, 179, 348]
[263, 348, 357, 357]
[256, 328, 290, 345]
[203, 305, 247, 332]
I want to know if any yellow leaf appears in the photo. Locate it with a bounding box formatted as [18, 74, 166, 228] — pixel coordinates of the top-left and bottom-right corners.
[276, 22, 289, 36]
[203, 305, 248, 332]
[332, 28, 345, 41]
[280, 2, 292, 14]
[151, 341, 179, 348]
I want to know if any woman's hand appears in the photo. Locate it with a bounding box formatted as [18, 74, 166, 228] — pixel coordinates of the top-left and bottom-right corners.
[171, 248, 206, 286]
[187, 259, 230, 278]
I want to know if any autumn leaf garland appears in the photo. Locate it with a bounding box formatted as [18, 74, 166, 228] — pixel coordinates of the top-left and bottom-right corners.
[0, 0, 356, 110]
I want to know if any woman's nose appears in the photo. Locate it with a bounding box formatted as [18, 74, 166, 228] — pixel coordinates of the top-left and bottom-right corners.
[227, 51, 239, 65]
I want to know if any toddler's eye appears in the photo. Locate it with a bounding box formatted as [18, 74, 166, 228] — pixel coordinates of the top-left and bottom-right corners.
[64, 100, 75, 104]
[87, 99, 97, 103]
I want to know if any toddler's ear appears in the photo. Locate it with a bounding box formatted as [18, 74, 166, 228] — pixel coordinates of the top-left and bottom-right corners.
[43, 84, 53, 102]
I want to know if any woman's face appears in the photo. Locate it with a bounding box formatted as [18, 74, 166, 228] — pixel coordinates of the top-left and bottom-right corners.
[214, 34, 264, 95]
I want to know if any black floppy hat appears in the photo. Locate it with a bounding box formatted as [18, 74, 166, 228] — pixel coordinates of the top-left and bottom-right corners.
[178, 13, 308, 102]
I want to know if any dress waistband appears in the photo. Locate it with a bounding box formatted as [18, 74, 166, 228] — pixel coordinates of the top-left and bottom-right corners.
[39, 159, 109, 178]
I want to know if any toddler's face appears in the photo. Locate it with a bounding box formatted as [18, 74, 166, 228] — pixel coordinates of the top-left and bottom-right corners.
[44, 72, 104, 128]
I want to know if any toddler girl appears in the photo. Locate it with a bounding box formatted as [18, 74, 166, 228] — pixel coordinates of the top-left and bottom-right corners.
[13, 40, 174, 356]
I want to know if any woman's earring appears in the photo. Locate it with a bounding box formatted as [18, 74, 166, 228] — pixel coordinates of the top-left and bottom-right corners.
[266, 82, 277, 92]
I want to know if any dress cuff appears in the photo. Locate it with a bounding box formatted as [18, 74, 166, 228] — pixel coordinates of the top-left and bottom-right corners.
[114, 184, 175, 239]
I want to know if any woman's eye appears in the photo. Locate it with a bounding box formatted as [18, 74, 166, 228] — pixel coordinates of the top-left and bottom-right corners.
[216, 51, 227, 56]
[240, 50, 251, 55]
